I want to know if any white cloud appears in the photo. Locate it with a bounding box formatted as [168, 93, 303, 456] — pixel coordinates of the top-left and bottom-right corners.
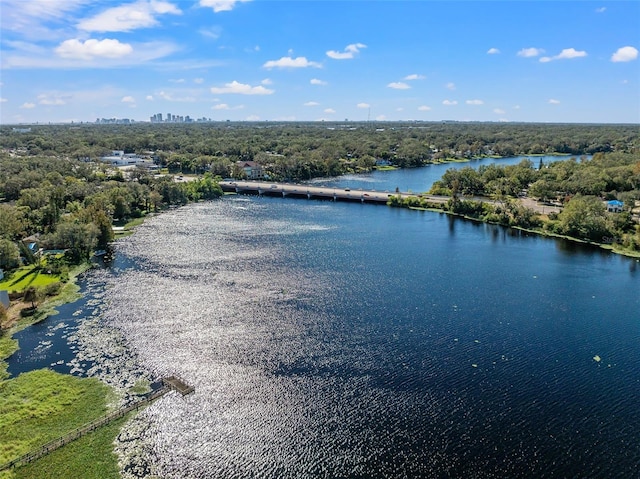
[303, 101, 319, 106]
[146, 95, 154, 100]
[404, 74, 425, 80]
[198, 26, 222, 40]
[548, 99, 561, 104]
[200, 0, 251, 13]
[246, 115, 260, 121]
[157, 90, 196, 102]
[78, 0, 182, 32]
[261, 78, 272, 85]
[210, 80, 274, 95]
[324, 108, 336, 114]
[387, 82, 410, 90]
[611, 46, 638, 63]
[1, 0, 89, 41]
[517, 47, 544, 58]
[442, 100, 458, 106]
[212, 103, 230, 110]
[194, 78, 205, 84]
[263, 56, 322, 69]
[310, 78, 327, 85]
[595, 7, 606, 13]
[513, 105, 521, 110]
[326, 43, 367, 60]
[418, 105, 431, 111]
[21, 102, 36, 109]
[357, 103, 370, 109]
[170, 78, 186, 83]
[396, 107, 404, 112]
[493, 108, 506, 114]
[5, 40, 178, 68]
[466, 99, 484, 105]
[55, 38, 133, 60]
[445, 82, 456, 90]
[121, 95, 136, 103]
[37, 94, 67, 105]
[0, 98, 7, 103]
[539, 48, 587, 62]
[376, 115, 386, 121]
[487, 48, 500, 54]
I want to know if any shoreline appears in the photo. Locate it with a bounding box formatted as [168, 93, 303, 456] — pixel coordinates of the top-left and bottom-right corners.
[406, 202, 640, 259]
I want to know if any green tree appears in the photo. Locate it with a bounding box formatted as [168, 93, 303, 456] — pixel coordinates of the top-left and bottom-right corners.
[23, 286, 39, 309]
[556, 195, 610, 241]
[0, 205, 24, 240]
[49, 221, 99, 263]
[0, 238, 21, 270]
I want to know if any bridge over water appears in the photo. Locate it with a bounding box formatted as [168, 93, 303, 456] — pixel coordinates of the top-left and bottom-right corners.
[219, 180, 449, 205]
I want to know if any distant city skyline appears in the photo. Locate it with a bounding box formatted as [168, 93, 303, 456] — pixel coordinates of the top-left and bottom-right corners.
[1, 0, 638, 124]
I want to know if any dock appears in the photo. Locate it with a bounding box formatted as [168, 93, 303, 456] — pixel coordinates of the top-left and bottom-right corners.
[162, 375, 195, 396]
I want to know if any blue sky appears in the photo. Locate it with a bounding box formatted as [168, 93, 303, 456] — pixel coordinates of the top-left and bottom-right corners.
[1, 0, 638, 124]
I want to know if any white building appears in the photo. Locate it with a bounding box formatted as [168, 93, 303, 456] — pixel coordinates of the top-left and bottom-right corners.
[101, 150, 149, 167]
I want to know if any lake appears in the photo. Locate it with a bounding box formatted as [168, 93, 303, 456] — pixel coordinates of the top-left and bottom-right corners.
[7, 155, 639, 478]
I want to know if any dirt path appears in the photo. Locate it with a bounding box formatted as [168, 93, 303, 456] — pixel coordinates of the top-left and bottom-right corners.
[519, 197, 562, 215]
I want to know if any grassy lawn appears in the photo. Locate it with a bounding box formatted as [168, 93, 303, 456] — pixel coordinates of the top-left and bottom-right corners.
[113, 216, 148, 239]
[0, 370, 120, 478]
[0, 267, 61, 295]
[8, 414, 130, 479]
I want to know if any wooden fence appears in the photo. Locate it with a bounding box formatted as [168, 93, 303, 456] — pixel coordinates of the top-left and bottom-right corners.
[0, 376, 193, 471]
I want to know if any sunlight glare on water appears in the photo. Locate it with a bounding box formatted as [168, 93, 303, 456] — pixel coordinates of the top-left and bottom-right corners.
[73, 197, 639, 479]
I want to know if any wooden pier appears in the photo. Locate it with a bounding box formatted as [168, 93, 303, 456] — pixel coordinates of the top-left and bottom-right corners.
[0, 376, 195, 471]
[162, 375, 195, 396]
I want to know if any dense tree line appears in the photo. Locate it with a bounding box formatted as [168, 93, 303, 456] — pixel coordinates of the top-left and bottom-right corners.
[416, 152, 640, 250]
[2, 122, 637, 182]
[0, 156, 222, 270]
[1, 122, 639, 268]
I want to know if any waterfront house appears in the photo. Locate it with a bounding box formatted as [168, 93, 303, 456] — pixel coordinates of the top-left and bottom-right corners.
[606, 200, 624, 213]
[236, 161, 265, 180]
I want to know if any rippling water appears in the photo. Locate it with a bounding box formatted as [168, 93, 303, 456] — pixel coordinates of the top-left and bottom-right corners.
[69, 195, 639, 478]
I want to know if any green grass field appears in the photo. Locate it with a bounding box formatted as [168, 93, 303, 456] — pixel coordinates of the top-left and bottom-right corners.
[0, 370, 122, 479]
[0, 267, 61, 294]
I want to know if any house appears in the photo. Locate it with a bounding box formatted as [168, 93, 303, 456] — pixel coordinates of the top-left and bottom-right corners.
[101, 150, 147, 166]
[22, 235, 39, 254]
[606, 200, 624, 213]
[375, 158, 392, 167]
[0, 290, 9, 310]
[235, 161, 265, 180]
